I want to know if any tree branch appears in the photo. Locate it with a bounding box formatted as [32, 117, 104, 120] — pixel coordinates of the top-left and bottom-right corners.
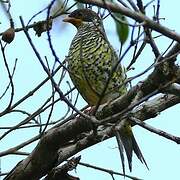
[4, 45, 180, 178]
[4, 117, 93, 180]
[76, 0, 180, 42]
[4, 93, 180, 179]
[3, 1, 180, 179]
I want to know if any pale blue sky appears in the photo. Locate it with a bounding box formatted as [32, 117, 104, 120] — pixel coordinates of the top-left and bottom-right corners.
[0, 0, 180, 179]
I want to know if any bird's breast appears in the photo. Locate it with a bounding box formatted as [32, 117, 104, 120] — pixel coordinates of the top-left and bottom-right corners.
[67, 30, 127, 105]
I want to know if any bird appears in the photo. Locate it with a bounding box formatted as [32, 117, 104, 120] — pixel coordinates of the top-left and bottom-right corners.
[63, 8, 148, 174]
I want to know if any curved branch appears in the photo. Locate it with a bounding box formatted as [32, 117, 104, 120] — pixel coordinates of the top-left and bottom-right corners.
[4, 89, 180, 180]
[77, 0, 180, 42]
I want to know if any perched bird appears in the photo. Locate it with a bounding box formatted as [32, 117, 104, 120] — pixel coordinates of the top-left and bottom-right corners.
[63, 9, 147, 174]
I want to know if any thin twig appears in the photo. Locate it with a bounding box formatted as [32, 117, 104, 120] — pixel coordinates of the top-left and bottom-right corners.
[79, 161, 142, 180]
[77, 0, 180, 42]
[130, 116, 180, 144]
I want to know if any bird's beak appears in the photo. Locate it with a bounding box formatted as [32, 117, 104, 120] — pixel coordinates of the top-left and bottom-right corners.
[63, 16, 82, 27]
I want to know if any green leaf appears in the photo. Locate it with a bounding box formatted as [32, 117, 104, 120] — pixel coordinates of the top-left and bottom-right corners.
[113, 13, 129, 45]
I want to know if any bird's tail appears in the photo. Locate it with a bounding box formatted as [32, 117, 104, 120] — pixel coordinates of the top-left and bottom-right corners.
[115, 124, 148, 176]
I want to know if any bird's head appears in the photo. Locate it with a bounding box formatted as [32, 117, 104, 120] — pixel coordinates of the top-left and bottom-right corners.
[63, 9, 102, 29]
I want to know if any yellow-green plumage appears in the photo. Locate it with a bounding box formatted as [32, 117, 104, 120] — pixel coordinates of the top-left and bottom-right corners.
[67, 13, 126, 105]
[64, 9, 147, 173]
